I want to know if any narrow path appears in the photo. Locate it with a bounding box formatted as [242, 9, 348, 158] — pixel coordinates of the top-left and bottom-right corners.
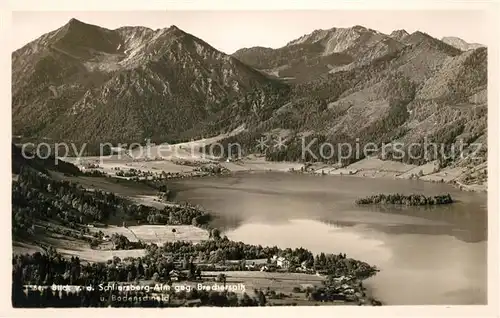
[124, 226, 140, 242]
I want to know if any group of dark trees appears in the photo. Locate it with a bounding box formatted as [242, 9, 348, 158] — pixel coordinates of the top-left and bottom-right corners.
[107, 233, 146, 250]
[11, 248, 268, 307]
[12, 165, 213, 239]
[12, 143, 82, 176]
[14, 287, 263, 308]
[150, 238, 281, 263]
[149, 239, 377, 279]
[313, 253, 377, 279]
[12, 167, 119, 237]
[13, 141, 116, 158]
[355, 193, 454, 206]
[138, 204, 212, 228]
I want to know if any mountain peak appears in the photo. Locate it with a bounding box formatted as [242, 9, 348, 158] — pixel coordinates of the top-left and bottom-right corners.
[65, 18, 89, 29]
[60, 17, 103, 35]
[67, 18, 82, 24]
[389, 29, 409, 41]
[401, 31, 462, 56]
[352, 25, 368, 31]
[351, 25, 381, 34]
[404, 31, 437, 45]
[286, 25, 378, 47]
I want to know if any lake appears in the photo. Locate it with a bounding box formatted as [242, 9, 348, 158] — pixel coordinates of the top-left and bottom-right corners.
[170, 172, 487, 305]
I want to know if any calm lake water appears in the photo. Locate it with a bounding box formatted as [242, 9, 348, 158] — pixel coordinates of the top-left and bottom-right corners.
[171, 172, 487, 305]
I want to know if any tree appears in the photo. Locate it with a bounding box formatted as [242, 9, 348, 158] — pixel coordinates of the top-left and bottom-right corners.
[152, 272, 159, 282]
[217, 273, 226, 286]
[210, 228, 221, 240]
[257, 290, 267, 306]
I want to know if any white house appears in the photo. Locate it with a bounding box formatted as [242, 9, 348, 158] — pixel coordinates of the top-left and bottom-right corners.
[276, 257, 290, 269]
[169, 270, 181, 281]
[300, 260, 309, 270]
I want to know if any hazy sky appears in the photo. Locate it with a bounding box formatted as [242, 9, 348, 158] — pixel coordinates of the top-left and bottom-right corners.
[13, 10, 490, 54]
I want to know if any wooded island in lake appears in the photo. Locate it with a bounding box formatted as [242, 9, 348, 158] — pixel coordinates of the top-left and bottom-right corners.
[355, 194, 454, 206]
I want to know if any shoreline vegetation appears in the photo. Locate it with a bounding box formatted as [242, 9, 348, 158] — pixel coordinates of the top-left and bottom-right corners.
[12, 158, 382, 307]
[355, 193, 454, 206]
[71, 150, 485, 193]
[18, 134, 486, 193]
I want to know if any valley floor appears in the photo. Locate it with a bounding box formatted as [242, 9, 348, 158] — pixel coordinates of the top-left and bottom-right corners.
[64, 149, 487, 193]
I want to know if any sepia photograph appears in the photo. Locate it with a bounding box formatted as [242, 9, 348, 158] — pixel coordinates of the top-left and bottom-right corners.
[2, 1, 498, 315]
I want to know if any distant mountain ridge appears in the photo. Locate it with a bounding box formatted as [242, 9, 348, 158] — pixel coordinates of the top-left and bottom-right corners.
[441, 36, 485, 51]
[233, 25, 407, 82]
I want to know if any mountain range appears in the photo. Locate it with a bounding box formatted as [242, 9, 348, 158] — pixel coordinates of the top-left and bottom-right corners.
[12, 18, 272, 143]
[12, 19, 487, 185]
[441, 36, 485, 51]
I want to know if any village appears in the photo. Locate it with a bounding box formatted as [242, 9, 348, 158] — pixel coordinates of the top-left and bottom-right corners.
[92, 247, 376, 306]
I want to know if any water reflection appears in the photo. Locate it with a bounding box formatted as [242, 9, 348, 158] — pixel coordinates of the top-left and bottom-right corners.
[171, 172, 487, 305]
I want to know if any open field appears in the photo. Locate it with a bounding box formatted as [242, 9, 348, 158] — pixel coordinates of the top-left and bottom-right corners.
[167, 271, 362, 305]
[51, 173, 173, 209]
[129, 124, 246, 161]
[222, 157, 303, 172]
[137, 270, 326, 298]
[66, 154, 303, 176]
[185, 270, 323, 296]
[13, 224, 208, 263]
[127, 225, 209, 244]
[348, 157, 417, 173]
[131, 195, 170, 208]
[13, 241, 46, 255]
[57, 247, 147, 263]
[309, 157, 415, 177]
[12, 230, 147, 263]
[90, 225, 209, 245]
[52, 173, 157, 196]
[397, 161, 439, 179]
[203, 270, 324, 284]
[130, 270, 362, 305]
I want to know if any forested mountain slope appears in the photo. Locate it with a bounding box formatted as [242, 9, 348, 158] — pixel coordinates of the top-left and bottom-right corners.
[12, 18, 275, 143]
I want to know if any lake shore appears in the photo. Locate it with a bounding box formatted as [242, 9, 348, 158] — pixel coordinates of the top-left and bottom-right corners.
[66, 152, 486, 193]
